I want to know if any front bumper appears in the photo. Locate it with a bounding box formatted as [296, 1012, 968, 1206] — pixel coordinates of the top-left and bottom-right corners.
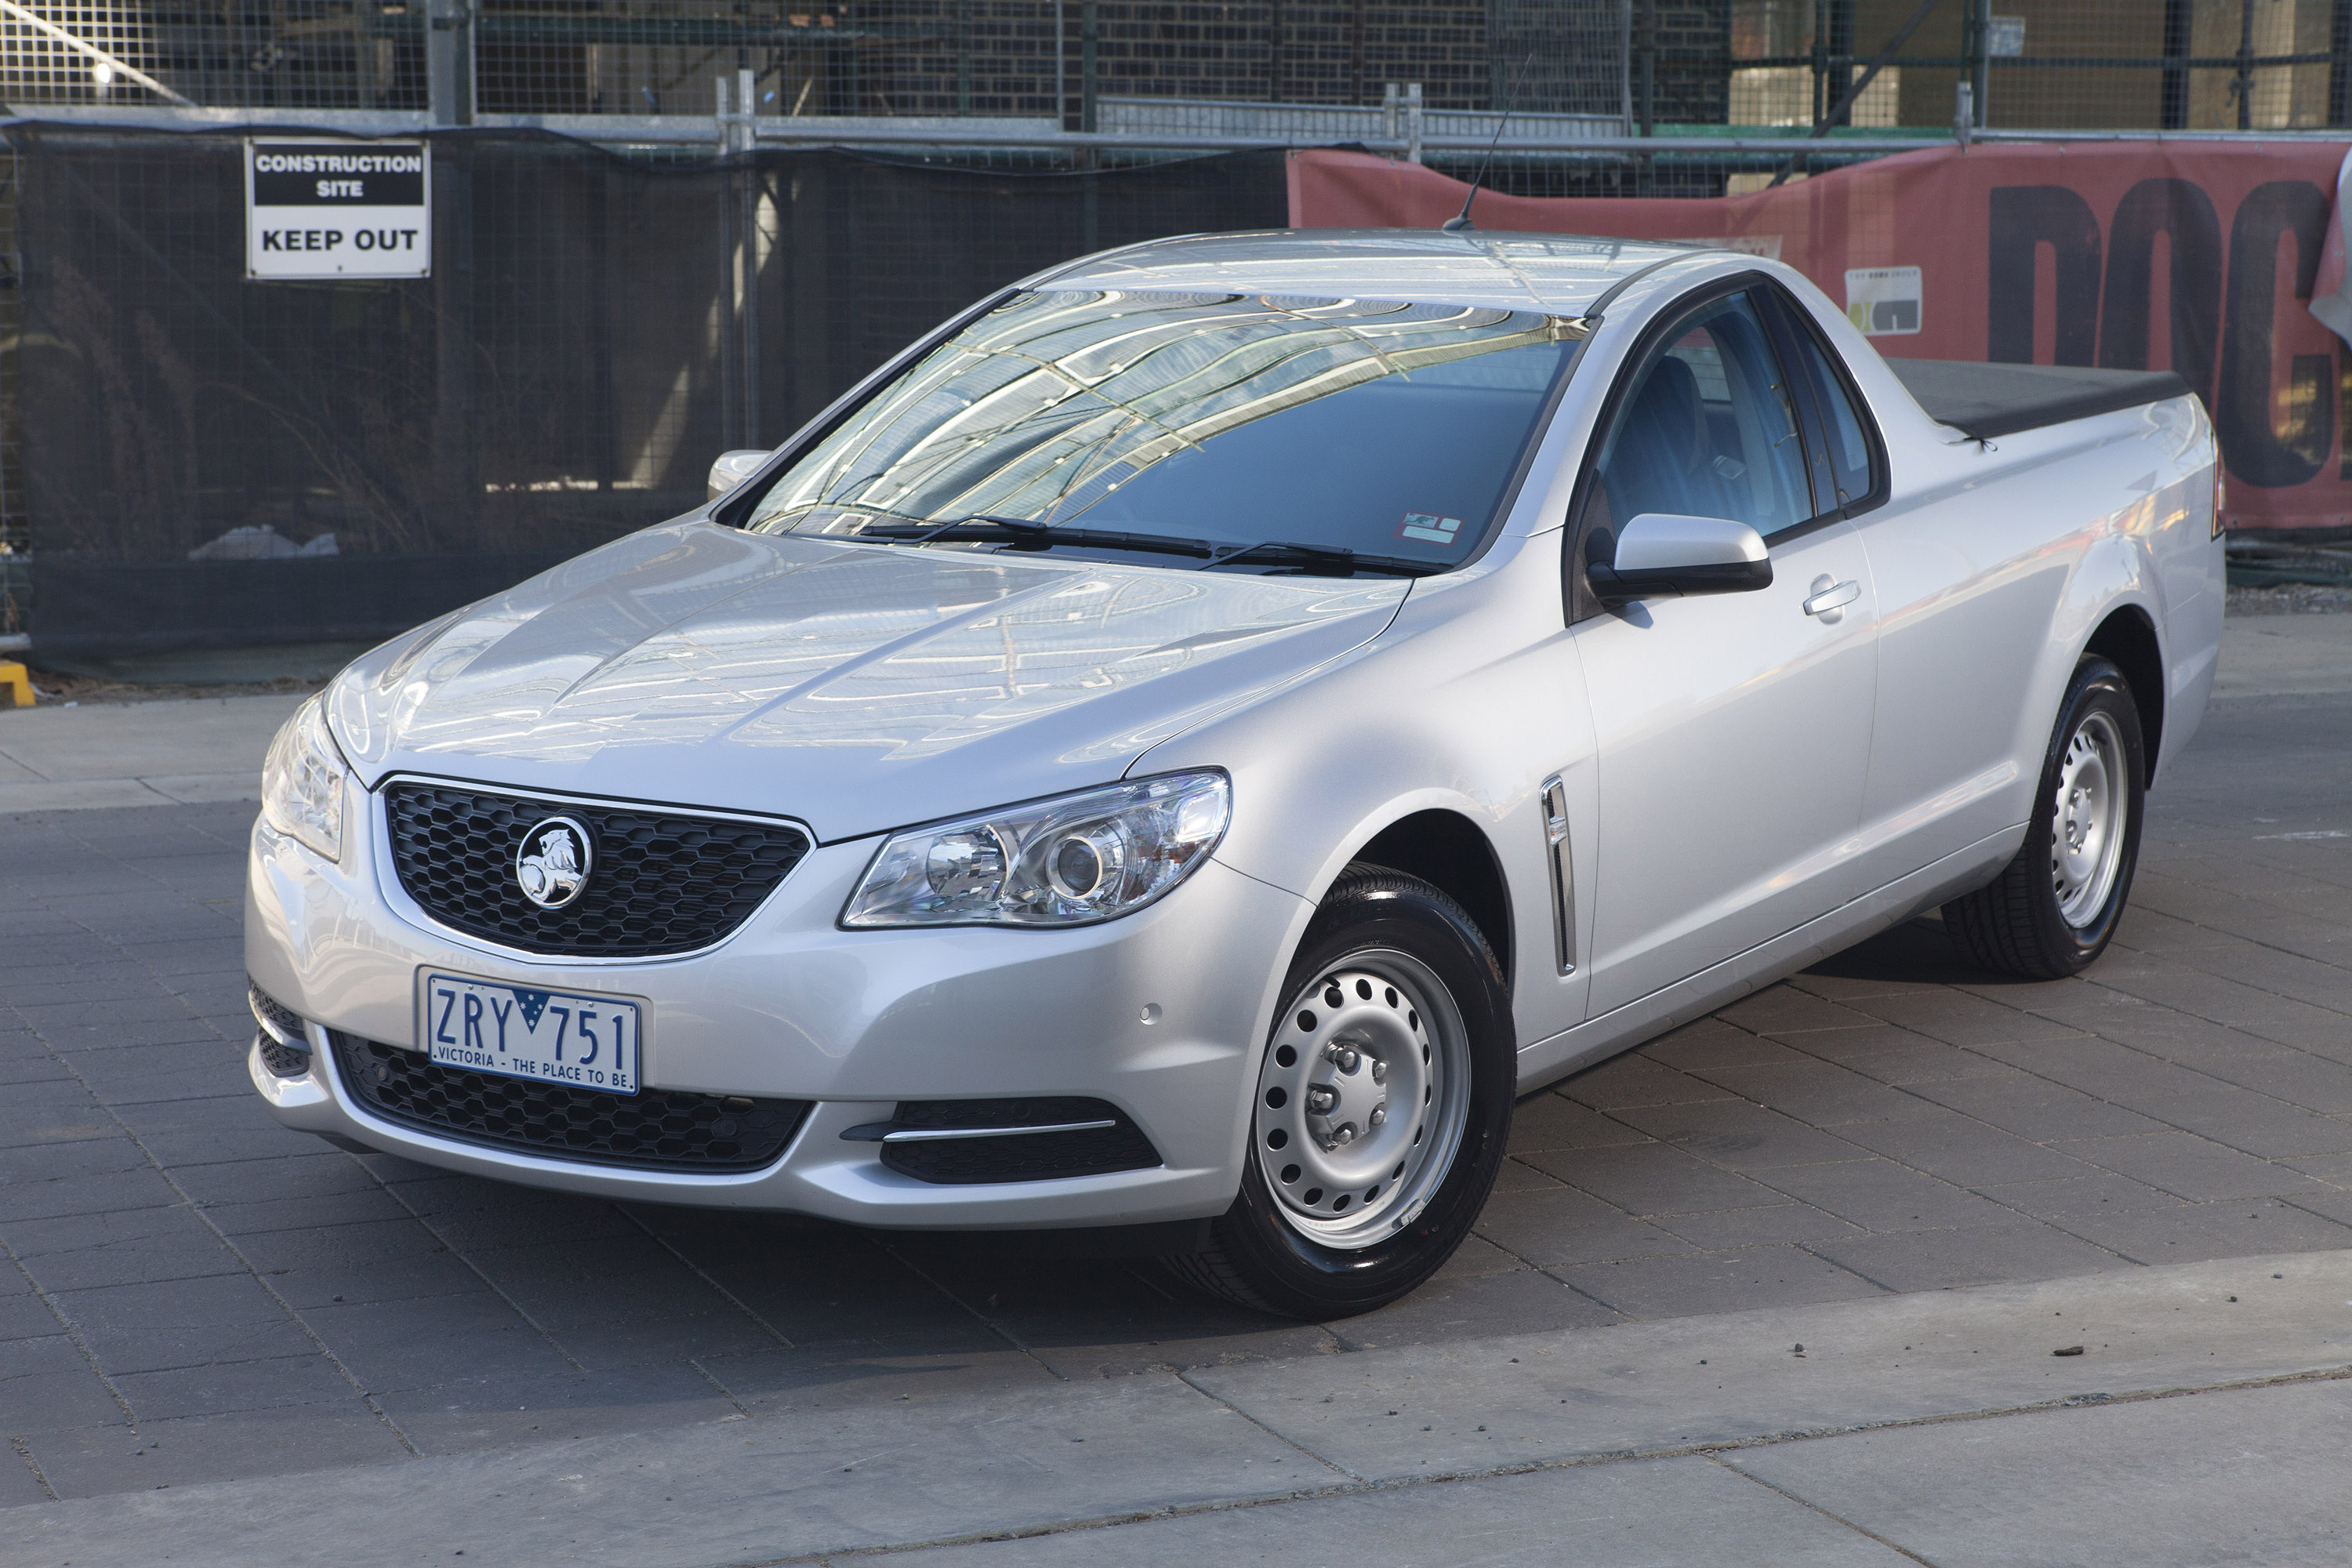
[245, 786, 1312, 1228]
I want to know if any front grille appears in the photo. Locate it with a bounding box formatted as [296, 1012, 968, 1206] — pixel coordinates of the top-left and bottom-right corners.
[878, 1098, 1162, 1185]
[383, 782, 809, 957]
[332, 1034, 811, 1173]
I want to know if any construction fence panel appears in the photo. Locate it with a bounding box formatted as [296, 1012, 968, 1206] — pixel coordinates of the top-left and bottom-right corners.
[4, 125, 1283, 659]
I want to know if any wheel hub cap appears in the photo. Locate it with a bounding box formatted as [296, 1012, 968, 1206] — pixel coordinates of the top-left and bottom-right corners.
[1254, 953, 1469, 1250]
[2051, 710, 2128, 928]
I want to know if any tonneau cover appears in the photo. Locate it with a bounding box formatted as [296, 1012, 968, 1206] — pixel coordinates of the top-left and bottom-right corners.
[1885, 358, 2191, 441]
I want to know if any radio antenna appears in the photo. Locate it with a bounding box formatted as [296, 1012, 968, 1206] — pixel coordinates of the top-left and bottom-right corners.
[1443, 51, 1534, 234]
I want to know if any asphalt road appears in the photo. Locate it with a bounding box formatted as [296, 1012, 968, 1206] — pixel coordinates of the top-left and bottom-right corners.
[5, 684, 2352, 1511]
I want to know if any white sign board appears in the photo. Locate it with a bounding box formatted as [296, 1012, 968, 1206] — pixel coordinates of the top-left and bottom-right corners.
[1844, 266, 1922, 336]
[245, 139, 430, 281]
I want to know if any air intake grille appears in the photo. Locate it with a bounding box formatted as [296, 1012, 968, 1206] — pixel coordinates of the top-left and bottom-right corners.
[383, 782, 808, 956]
[880, 1098, 1162, 1185]
[332, 1034, 810, 1173]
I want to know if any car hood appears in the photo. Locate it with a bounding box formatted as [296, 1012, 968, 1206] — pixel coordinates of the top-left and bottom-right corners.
[328, 522, 1407, 841]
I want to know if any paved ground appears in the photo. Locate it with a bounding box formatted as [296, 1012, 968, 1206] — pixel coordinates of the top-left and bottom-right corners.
[0, 694, 303, 814]
[3, 623, 2351, 1525]
[20, 1250, 2352, 1566]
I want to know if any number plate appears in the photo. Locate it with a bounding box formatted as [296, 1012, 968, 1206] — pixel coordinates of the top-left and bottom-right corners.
[420, 972, 641, 1094]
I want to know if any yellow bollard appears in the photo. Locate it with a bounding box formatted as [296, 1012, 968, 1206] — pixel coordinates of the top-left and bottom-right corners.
[0, 660, 31, 708]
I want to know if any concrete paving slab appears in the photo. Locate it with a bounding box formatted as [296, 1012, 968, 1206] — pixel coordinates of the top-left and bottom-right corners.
[1185, 1249, 2352, 1484]
[2214, 615, 2352, 699]
[876, 1454, 1913, 1566]
[9, 1371, 1348, 1568]
[0, 695, 297, 815]
[0, 779, 179, 814]
[12, 1249, 2352, 1567]
[1730, 1376, 2352, 1567]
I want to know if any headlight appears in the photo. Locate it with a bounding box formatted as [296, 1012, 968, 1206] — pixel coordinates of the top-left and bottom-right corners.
[261, 695, 350, 862]
[842, 771, 1230, 929]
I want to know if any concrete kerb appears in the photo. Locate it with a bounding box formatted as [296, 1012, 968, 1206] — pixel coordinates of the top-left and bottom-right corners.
[12, 1248, 2352, 1568]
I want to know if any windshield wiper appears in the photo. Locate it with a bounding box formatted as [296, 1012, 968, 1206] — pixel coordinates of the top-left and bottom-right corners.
[863, 513, 1054, 546]
[860, 518, 1220, 562]
[1201, 540, 1443, 579]
[857, 521, 1440, 579]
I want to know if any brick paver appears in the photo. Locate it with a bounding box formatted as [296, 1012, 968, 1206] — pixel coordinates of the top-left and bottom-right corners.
[5, 691, 2352, 1502]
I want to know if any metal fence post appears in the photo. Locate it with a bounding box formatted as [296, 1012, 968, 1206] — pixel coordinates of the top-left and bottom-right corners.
[715, 77, 741, 450]
[1635, 0, 1655, 136]
[2332, 0, 2352, 127]
[737, 69, 761, 448]
[957, 0, 973, 115]
[1081, 2, 1099, 133]
[1406, 81, 1424, 162]
[1619, 0, 1635, 135]
[427, 0, 473, 126]
[2234, 0, 2256, 131]
[1968, 0, 1989, 129]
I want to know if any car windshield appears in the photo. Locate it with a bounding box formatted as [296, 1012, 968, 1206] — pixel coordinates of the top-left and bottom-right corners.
[741, 288, 1586, 574]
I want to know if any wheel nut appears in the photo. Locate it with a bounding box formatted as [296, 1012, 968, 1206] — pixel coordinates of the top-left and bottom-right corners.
[1305, 1085, 1337, 1114]
[1370, 1058, 1387, 1085]
[1333, 1123, 1357, 1145]
[1369, 1104, 1386, 1127]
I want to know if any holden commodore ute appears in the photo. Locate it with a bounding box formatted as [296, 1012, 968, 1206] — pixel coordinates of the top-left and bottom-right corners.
[246, 230, 2223, 1317]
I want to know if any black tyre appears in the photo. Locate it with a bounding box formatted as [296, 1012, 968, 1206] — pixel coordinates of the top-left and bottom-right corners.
[1165, 865, 1514, 1319]
[1944, 655, 2146, 979]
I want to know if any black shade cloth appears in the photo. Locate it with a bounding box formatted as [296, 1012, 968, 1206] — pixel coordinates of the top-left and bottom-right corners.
[11, 125, 1285, 661]
[1886, 358, 2192, 441]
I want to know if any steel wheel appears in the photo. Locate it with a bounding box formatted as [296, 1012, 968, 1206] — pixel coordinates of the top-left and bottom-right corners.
[2052, 710, 2128, 928]
[1945, 655, 2147, 980]
[1252, 950, 1471, 1251]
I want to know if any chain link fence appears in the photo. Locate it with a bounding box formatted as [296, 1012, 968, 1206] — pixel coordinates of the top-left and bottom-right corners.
[1728, 0, 2352, 134]
[6, 4, 2350, 132]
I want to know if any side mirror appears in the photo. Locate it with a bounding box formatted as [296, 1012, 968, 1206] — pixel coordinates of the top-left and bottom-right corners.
[1587, 513, 1773, 603]
[706, 449, 773, 503]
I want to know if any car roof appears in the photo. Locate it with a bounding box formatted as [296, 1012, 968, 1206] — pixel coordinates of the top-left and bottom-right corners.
[1034, 228, 1725, 316]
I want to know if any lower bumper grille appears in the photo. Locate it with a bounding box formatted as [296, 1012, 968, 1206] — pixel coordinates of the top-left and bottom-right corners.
[257, 1035, 313, 1077]
[852, 1098, 1163, 1185]
[249, 982, 312, 1078]
[331, 1034, 811, 1173]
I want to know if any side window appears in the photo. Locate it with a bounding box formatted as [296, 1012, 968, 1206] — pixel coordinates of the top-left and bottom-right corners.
[1786, 328, 1879, 515]
[1583, 291, 1813, 543]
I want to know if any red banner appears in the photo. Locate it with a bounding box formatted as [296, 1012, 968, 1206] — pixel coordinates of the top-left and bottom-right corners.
[1288, 143, 2352, 532]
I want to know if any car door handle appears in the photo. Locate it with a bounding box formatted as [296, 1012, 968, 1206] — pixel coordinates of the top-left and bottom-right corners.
[1802, 579, 1861, 616]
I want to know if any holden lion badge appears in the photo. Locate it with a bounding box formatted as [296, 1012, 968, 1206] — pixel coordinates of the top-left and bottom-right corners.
[514, 818, 592, 909]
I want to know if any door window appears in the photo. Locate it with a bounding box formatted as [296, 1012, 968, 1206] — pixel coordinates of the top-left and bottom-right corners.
[1584, 291, 1813, 542]
[1785, 329, 1881, 516]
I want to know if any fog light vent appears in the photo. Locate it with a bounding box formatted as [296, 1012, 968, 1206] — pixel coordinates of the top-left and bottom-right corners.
[248, 982, 313, 1078]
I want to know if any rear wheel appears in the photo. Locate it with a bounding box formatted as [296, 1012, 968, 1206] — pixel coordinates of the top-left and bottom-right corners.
[1944, 655, 2146, 978]
[1165, 866, 1512, 1319]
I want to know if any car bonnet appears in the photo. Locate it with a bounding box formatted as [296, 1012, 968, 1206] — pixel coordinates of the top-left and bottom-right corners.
[327, 521, 1407, 842]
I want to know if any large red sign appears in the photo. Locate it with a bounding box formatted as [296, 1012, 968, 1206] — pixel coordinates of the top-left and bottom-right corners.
[1290, 143, 2350, 531]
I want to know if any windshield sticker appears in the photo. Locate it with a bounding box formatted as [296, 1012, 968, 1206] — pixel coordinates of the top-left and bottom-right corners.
[1398, 513, 1464, 546]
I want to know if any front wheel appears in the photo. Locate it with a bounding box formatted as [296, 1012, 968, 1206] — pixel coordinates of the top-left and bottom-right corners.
[1944, 655, 2146, 979]
[1164, 866, 1513, 1319]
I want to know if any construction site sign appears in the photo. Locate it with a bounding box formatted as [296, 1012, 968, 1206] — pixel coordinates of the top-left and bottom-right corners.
[245, 139, 430, 281]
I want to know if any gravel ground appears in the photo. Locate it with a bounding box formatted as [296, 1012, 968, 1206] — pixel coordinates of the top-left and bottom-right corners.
[2227, 583, 2352, 615]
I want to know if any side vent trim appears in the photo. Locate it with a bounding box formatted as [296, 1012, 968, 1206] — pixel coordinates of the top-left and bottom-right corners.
[1541, 775, 1577, 975]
